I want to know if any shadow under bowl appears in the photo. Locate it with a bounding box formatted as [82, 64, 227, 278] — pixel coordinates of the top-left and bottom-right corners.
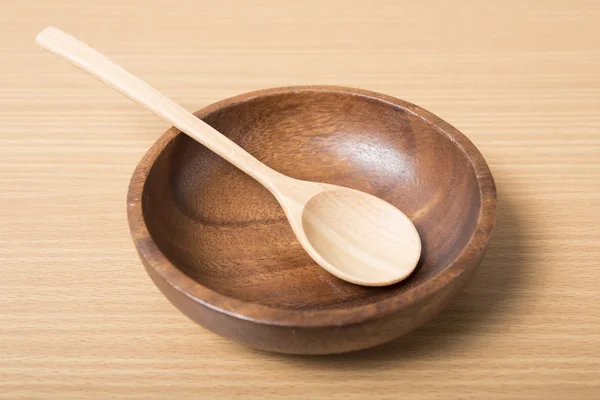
[127, 86, 497, 355]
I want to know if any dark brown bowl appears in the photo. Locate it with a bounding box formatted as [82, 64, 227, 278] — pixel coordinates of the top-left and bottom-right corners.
[127, 86, 496, 355]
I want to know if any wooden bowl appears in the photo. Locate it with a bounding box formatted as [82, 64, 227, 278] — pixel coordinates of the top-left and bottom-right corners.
[127, 86, 496, 355]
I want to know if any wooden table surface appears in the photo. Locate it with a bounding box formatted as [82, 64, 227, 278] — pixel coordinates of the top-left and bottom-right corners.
[2, 0, 599, 398]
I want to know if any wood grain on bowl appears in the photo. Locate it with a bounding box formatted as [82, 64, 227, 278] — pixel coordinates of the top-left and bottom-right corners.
[127, 86, 496, 354]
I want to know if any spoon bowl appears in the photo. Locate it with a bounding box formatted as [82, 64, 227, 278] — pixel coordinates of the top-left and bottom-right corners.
[295, 186, 421, 286]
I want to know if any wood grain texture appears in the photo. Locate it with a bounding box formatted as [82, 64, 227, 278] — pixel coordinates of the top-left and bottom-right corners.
[129, 86, 495, 354]
[1, 0, 599, 397]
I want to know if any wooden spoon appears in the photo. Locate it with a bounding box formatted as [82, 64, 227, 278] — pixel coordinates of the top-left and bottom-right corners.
[35, 27, 421, 287]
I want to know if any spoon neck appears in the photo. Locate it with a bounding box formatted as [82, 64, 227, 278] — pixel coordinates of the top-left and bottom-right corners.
[221, 147, 284, 192]
[175, 113, 278, 182]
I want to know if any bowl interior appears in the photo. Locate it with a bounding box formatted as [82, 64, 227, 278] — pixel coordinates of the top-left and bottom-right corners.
[142, 90, 481, 311]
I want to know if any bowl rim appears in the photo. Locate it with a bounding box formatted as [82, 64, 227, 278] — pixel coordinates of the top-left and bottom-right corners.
[127, 85, 497, 328]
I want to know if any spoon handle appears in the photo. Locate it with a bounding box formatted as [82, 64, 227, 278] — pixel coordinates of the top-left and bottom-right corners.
[35, 27, 280, 187]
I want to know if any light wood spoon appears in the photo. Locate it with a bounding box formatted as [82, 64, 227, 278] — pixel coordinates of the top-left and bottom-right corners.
[35, 27, 421, 287]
